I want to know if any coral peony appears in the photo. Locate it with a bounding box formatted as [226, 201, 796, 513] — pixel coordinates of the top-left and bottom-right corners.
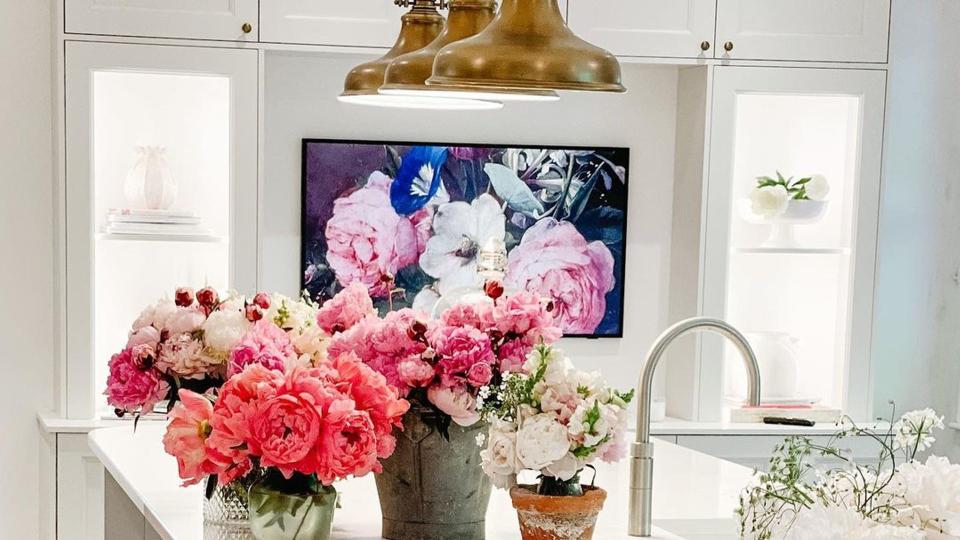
[316, 400, 380, 485]
[325, 172, 432, 297]
[104, 347, 169, 413]
[248, 392, 322, 478]
[163, 390, 219, 486]
[505, 219, 614, 335]
[227, 320, 296, 377]
[315, 282, 376, 334]
[329, 352, 409, 457]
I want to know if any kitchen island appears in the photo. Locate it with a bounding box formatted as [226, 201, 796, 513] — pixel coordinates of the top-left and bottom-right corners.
[89, 424, 755, 540]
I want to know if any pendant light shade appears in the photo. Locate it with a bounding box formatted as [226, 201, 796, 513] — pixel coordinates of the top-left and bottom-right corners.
[426, 0, 625, 93]
[339, 0, 444, 101]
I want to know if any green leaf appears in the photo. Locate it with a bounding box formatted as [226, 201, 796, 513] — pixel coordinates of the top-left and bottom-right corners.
[484, 163, 545, 216]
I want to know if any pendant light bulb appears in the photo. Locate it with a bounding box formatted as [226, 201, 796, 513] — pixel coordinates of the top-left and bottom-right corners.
[425, 0, 625, 95]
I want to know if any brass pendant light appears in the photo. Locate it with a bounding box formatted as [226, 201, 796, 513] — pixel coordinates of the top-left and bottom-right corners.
[339, 0, 444, 102]
[380, 0, 558, 102]
[425, 0, 625, 94]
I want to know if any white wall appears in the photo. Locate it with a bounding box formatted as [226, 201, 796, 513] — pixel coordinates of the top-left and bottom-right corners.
[261, 52, 680, 390]
[0, 0, 55, 538]
[873, 0, 960, 458]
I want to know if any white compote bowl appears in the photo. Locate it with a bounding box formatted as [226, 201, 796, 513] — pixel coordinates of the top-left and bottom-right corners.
[738, 199, 828, 248]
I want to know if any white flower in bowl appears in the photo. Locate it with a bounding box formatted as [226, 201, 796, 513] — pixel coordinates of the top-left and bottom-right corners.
[750, 184, 790, 218]
[805, 174, 830, 201]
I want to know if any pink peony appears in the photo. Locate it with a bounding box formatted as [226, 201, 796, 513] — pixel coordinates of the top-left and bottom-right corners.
[505, 219, 615, 334]
[430, 325, 495, 388]
[104, 348, 169, 413]
[163, 390, 219, 486]
[315, 282, 376, 334]
[126, 326, 160, 349]
[397, 357, 435, 388]
[497, 338, 533, 374]
[325, 172, 432, 297]
[491, 291, 563, 344]
[206, 365, 284, 484]
[331, 308, 430, 391]
[156, 334, 211, 379]
[227, 320, 296, 377]
[427, 386, 480, 427]
[248, 392, 322, 478]
[467, 361, 493, 387]
[316, 400, 379, 485]
[438, 302, 490, 331]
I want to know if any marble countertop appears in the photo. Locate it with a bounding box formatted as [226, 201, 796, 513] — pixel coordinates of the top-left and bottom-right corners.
[89, 424, 755, 540]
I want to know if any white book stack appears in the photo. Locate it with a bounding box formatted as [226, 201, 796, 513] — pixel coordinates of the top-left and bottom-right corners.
[103, 208, 214, 239]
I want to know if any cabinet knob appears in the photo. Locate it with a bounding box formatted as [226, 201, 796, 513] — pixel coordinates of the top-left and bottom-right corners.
[700, 41, 711, 51]
[723, 41, 734, 52]
[241, 22, 253, 34]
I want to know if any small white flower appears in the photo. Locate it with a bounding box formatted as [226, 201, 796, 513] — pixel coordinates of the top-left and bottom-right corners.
[805, 174, 830, 201]
[893, 408, 944, 454]
[475, 432, 486, 448]
[750, 184, 790, 218]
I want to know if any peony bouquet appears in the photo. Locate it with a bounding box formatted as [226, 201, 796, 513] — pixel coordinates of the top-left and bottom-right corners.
[737, 407, 959, 539]
[478, 345, 634, 495]
[326, 283, 563, 432]
[749, 171, 829, 219]
[104, 286, 325, 418]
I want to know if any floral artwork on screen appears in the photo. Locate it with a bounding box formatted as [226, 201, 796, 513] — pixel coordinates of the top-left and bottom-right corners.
[301, 140, 629, 337]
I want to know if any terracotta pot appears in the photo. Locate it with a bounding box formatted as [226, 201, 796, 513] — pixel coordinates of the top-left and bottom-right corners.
[509, 484, 607, 540]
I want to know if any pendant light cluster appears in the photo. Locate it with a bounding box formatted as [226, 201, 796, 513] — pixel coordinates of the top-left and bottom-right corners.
[338, 0, 625, 109]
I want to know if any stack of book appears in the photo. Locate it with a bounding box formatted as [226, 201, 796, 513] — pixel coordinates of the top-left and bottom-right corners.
[103, 209, 213, 238]
[729, 402, 843, 424]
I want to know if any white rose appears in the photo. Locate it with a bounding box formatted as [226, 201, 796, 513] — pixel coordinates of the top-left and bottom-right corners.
[516, 413, 571, 470]
[804, 174, 830, 201]
[750, 184, 790, 218]
[543, 452, 582, 482]
[481, 421, 521, 488]
[202, 310, 250, 352]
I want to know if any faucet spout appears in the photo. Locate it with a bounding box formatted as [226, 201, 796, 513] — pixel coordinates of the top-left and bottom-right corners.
[627, 317, 761, 537]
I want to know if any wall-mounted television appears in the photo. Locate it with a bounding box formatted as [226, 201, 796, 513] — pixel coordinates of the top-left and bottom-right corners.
[301, 139, 629, 338]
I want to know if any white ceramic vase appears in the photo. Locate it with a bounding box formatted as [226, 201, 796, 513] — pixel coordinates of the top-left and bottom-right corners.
[124, 146, 177, 210]
[745, 331, 801, 401]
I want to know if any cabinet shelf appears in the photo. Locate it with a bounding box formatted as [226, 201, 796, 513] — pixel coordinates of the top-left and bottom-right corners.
[97, 233, 223, 244]
[732, 246, 850, 255]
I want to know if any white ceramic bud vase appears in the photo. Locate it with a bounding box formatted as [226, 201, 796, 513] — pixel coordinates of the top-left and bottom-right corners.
[124, 146, 177, 210]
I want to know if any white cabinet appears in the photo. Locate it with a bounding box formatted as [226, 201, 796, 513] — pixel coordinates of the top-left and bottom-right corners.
[65, 0, 260, 41]
[57, 434, 105, 540]
[64, 42, 259, 418]
[568, 0, 717, 58]
[260, 0, 402, 47]
[675, 434, 879, 472]
[715, 0, 891, 62]
[698, 66, 886, 422]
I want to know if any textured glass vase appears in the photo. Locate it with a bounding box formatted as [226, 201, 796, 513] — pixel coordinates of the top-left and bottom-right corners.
[203, 483, 250, 531]
[248, 484, 338, 540]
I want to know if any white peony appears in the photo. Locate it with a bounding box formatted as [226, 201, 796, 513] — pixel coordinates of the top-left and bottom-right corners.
[132, 299, 178, 331]
[543, 452, 582, 482]
[896, 456, 960, 534]
[265, 294, 317, 332]
[516, 412, 571, 471]
[787, 504, 923, 540]
[750, 184, 790, 218]
[480, 421, 521, 489]
[804, 174, 830, 201]
[419, 194, 506, 296]
[201, 309, 250, 352]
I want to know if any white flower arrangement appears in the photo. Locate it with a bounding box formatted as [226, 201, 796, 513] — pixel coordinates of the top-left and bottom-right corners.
[749, 172, 829, 219]
[478, 345, 634, 495]
[737, 406, 958, 539]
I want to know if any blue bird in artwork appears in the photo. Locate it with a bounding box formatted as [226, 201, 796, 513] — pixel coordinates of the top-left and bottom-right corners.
[390, 146, 448, 215]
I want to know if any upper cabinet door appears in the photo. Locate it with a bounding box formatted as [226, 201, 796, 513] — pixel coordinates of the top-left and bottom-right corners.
[260, 0, 401, 47]
[567, 0, 717, 58]
[65, 0, 259, 41]
[715, 0, 890, 62]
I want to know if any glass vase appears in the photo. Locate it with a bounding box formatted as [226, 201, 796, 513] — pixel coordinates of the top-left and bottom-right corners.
[203, 483, 250, 530]
[248, 483, 338, 540]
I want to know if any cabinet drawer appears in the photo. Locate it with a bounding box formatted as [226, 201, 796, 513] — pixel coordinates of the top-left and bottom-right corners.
[65, 0, 259, 41]
[715, 0, 890, 62]
[260, 0, 401, 47]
